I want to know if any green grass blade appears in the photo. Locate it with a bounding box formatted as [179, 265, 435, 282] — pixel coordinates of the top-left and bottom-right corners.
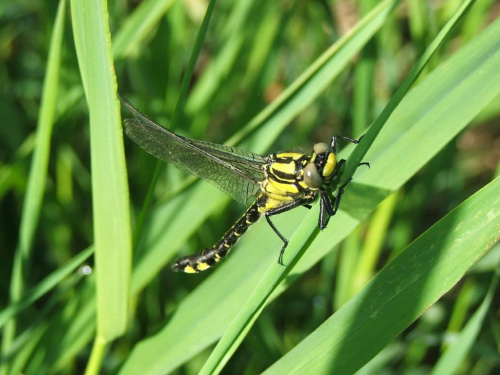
[1, 0, 67, 371]
[342, 0, 476, 184]
[0, 247, 93, 328]
[185, 0, 255, 115]
[70, 0, 132, 371]
[352, 191, 399, 292]
[0, 135, 35, 200]
[263, 176, 500, 374]
[170, 0, 217, 129]
[431, 261, 500, 375]
[112, 0, 176, 59]
[229, 0, 400, 149]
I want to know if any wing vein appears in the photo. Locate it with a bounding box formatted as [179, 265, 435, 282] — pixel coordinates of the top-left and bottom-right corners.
[121, 98, 267, 204]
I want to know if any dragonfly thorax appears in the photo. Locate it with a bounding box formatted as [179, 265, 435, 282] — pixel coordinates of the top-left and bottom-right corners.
[304, 143, 337, 188]
[257, 142, 338, 214]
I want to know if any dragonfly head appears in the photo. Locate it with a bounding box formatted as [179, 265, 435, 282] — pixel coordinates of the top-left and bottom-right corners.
[303, 142, 337, 189]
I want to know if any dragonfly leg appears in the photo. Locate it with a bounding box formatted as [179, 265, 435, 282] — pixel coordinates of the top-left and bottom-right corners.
[264, 197, 316, 266]
[265, 215, 288, 266]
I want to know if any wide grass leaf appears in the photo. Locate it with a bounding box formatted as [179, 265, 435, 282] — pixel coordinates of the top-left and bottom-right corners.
[71, 0, 132, 347]
[263, 176, 500, 374]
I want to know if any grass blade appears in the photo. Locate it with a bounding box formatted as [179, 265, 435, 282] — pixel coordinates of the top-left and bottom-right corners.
[112, 0, 177, 59]
[71, 0, 132, 372]
[431, 260, 500, 375]
[263, 176, 500, 374]
[1, 0, 67, 371]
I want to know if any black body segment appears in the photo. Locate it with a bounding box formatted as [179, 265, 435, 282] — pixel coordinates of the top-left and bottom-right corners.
[121, 97, 362, 273]
[172, 201, 262, 273]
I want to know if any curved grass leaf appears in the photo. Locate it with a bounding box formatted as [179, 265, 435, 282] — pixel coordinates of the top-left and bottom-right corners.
[263, 176, 500, 374]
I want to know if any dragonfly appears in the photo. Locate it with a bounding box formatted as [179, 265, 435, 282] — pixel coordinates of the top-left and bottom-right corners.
[121, 98, 363, 273]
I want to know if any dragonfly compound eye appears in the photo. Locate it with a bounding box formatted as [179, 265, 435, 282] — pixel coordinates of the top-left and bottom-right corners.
[304, 163, 323, 188]
[313, 142, 329, 155]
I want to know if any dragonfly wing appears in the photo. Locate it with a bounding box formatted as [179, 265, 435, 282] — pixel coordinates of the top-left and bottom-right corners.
[123, 103, 267, 204]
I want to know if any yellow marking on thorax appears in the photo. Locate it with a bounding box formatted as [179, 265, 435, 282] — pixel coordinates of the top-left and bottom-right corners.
[260, 178, 298, 199]
[298, 180, 309, 190]
[267, 157, 303, 195]
[258, 197, 292, 213]
[268, 178, 300, 195]
[269, 161, 296, 180]
[323, 153, 337, 177]
[276, 152, 306, 160]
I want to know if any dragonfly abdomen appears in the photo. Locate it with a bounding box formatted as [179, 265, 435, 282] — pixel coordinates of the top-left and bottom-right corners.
[172, 202, 262, 273]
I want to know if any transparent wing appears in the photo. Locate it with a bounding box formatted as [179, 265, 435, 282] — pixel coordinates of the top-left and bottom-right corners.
[122, 99, 267, 204]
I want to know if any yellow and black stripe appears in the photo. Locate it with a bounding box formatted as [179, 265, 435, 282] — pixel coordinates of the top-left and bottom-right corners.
[171, 149, 342, 273]
[172, 201, 261, 273]
[121, 97, 363, 274]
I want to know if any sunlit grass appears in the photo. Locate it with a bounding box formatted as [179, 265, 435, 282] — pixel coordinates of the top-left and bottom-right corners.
[1, 0, 499, 374]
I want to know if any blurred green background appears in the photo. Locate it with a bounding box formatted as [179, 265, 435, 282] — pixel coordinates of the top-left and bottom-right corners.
[1, 0, 499, 374]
